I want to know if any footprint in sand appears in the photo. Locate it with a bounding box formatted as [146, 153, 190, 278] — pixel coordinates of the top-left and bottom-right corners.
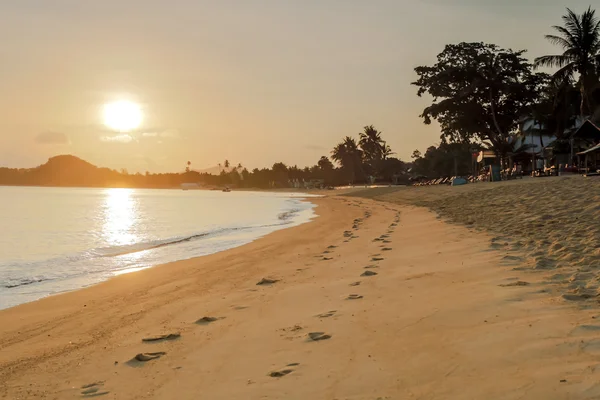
[371, 257, 384, 262]
[135, 352, 166, 362]
[269, 363, 301, 377]
[381, 248, 392, 251]
[315, 310, 337, 318]
[322, 250, 332, 254]
[308, 332, 332, 341]
[142, 333, 181, 342]
[361, 271, 378, 277]
[327, 245, 338, 249]
[349, 281, 361, 286]
[498, 281, 530, 287]
[126, 352, 166, 366]
[563, 294, 594, 301]
[383, 240, 392, 244]
[257, 278, 280, 285]
[346, 294, 363, 300]
[269, 369, 294, 378]
[364, 265, 379, 269]
[80, 382, 109, 398]
[322, 257, 333, 261]
[373, 238, 383, 242]
[343, 231, 353, 237]
[195, 316, 224, 325]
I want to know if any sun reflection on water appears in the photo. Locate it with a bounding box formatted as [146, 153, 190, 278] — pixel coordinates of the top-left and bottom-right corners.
[103, 188, 138, 246]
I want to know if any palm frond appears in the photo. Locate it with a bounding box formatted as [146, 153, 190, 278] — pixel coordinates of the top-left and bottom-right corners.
[545, 34, 573, 49]
[563, 8, 583, 40]
[552, 62, 577, 82]
[534, 54, 572, 69]
[551, 25, 578, 47]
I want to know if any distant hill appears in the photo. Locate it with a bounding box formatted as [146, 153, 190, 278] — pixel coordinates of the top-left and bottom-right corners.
[0, 155, 130, 187]
[0, 155, 244, 189]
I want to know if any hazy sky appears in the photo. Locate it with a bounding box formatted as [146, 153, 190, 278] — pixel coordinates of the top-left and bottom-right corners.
[0, 0, 594, 172]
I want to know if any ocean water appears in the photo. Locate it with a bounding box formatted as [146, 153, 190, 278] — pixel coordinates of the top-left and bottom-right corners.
[0, 187, 317, 310]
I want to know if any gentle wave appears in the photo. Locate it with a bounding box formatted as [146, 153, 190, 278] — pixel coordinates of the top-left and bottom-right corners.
[0, 189, 317, 309]
[4, 276, 53, 289]
[2, 210, 305, 290]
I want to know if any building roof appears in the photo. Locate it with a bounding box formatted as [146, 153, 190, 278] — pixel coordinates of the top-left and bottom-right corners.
[577, 142, 600, 155]
[510, 134, 556, 155]
[571, 120, 600, 140]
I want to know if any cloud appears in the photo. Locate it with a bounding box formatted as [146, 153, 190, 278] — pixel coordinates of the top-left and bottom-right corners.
[35, 131, 70, 145]
[100, 134, 134, 143]
[141, 128, 180, 138]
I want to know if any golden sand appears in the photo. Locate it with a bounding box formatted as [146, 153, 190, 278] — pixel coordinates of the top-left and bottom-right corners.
[352, 176, 600, 302]
[2, 193, 600, 399]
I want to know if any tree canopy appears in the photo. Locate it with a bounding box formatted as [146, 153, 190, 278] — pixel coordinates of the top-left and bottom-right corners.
[413, 42, 548, 157]
[534, 7, 600, 116]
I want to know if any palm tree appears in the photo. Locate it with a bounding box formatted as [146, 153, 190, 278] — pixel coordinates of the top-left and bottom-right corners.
[358, 125, 386, 162]
[534, 7, 600, 116]
[186, 161, 191, 173]
[331, 137, 363, 184]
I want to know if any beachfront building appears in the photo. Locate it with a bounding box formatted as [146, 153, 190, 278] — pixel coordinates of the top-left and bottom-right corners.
[570, 120, 600, 158]
[515, 118, 557, 173]
[571, 120, 600, 173]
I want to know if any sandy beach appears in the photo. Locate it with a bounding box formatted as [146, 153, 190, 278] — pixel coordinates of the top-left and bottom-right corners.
[3, 192, 600, 399]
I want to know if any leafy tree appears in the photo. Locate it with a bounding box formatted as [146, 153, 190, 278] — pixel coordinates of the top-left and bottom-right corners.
[534, 7, 600, 116]
[379, 157, 406, 182]
[317, 156, 334, 171]
[411, 143, 474, 178]
[316, 156, 335, 183]
[186, 160, 191, 173]
[272, 162, 289, 185]
[413, 42, 547, 160]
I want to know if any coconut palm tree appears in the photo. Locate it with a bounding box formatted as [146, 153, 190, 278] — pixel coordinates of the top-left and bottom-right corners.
[358, 126, 386, 162]
[534, 7, 600, 116]
[331, 137, 363, 184]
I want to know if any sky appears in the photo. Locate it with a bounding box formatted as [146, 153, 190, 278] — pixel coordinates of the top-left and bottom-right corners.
[0, 0, 594, 172]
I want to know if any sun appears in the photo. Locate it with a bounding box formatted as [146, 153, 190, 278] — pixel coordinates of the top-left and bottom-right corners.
[103, 100, 143, 132]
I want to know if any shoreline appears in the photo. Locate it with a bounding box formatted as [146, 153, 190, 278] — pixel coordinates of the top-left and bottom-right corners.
[0, 190, 319, 311]
[2, 193, 600, 399]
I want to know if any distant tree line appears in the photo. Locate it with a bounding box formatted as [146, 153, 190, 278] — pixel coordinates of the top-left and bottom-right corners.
[0, 125, 409, 189]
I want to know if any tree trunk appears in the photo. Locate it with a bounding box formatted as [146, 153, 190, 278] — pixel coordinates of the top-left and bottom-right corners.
[489, 88, 504, 136]
[581, 83, 587, 118]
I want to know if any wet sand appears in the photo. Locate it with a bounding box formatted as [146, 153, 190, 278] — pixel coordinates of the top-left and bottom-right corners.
[2, 194, 600, 399]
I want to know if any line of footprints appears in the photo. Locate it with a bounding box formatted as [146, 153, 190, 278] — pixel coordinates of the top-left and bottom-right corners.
[77, 207, 400, 397]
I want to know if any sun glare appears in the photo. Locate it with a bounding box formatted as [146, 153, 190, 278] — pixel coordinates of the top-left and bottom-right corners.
[103, 100, 143, 132]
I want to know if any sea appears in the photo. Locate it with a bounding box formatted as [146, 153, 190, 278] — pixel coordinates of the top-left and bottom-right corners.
[0, 187, 317, 310]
